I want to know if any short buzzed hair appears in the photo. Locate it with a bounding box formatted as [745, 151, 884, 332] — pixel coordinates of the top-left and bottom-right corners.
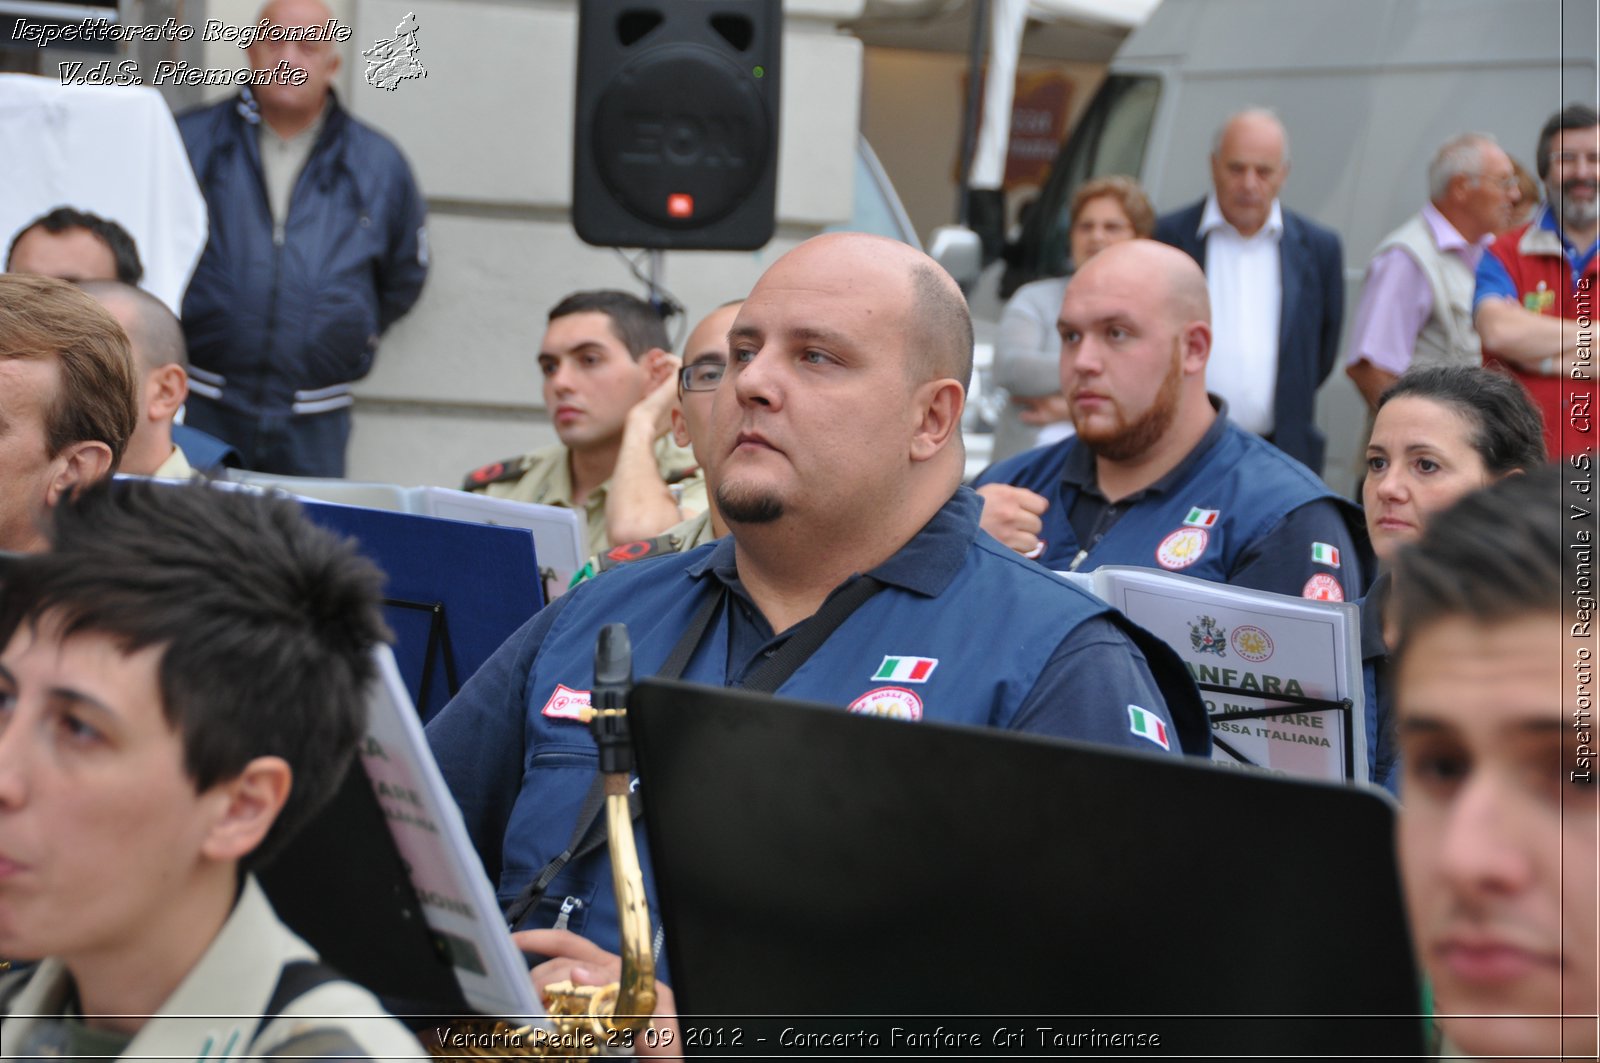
[909, 263, 974, 393]
[0, 273, 138, 470]
[80, 280, 188, 374]
[549, 290, 670, 359]
[1167, 261, 1212, 327]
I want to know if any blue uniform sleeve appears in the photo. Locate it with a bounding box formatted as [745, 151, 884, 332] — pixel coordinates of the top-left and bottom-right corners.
[1473, 249, 1517, 311]
[1229, 499, 1365, 602]
[377, 151, 429, 333]
[1010, 615, 1182, 756]
[425, 593, 573, 883]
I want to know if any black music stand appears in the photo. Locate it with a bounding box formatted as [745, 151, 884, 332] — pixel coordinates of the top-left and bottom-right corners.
[629, 677, 1424, 1056]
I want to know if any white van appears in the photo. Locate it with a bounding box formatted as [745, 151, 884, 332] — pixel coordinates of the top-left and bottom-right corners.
[963, 0, 1598, 491]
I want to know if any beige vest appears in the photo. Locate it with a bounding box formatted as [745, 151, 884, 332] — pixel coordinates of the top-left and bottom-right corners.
[1374, 212, 1481, 370]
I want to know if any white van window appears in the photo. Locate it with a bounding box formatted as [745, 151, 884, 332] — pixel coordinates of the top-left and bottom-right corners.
[1017, 74, 1162, 287]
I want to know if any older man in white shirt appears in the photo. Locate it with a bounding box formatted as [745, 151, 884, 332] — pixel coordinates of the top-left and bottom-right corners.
[1155, 109, 1345, 475]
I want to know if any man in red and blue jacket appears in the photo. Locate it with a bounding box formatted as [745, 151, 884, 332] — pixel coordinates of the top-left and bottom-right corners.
[1474, 103, 1599, 459]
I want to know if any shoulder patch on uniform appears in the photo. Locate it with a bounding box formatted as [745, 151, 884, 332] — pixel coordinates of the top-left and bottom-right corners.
[597, 535, 678, 572]
[461, 454, 534, 490]
[1127, 704, 1171, 750]
[1302, 573, 1344, 602]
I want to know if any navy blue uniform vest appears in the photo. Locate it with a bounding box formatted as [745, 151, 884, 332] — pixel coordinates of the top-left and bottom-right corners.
[976, 421, 1364, 596]
[491, 507, 1203, 971]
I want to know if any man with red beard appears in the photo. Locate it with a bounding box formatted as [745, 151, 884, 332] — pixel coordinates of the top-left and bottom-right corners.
[974, 239, 1367, 601]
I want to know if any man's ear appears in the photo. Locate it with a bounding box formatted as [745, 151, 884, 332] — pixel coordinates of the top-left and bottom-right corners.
[1179, 321, 1212, 377]
[199, 756, 292, 864]
[671, 405, 692, 448]
[909, 379, 966, 463]
[45, 441, 113, 505]
[641, 348, 676, 388]
[147, 364, 188, 422]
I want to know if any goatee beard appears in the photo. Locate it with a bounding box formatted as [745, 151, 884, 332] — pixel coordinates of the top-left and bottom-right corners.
[715, 481, 785, 524]
[1553, 178, 1599, 229]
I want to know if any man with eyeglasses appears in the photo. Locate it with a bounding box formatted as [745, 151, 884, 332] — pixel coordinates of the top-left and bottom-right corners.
[461, 290, 704, 556]
[567, 302, 738, 584]
[1346, 134, 1521, 409]
[1474, 103, 1600, 458]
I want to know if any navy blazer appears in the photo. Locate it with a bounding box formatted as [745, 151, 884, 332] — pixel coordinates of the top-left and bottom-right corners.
[1154, 200, 1344, 474]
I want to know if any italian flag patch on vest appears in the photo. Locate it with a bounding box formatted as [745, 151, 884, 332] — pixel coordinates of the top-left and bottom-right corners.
[872, 655, 938, 683]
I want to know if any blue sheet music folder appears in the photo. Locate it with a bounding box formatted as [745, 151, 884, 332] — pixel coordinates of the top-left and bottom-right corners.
[298, 500, 543, 721]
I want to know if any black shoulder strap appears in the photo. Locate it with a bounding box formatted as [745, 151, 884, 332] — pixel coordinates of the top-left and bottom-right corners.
[503, 774, 609, 929]
[505, 575, 887, 929]
[249, 960, 343, 1047]
[661, 574, 885, 691]
[738, 575, 883, 694]
[657, 583, 726, 682]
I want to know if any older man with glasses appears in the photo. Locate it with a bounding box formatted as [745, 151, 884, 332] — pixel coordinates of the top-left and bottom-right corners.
[1345, 133, 1522, 409]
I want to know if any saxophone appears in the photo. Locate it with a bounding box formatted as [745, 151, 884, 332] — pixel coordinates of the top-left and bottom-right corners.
[437, 624, 657, 1058]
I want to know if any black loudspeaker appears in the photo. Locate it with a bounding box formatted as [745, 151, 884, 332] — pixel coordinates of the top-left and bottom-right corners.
[572, 0, 781, 251]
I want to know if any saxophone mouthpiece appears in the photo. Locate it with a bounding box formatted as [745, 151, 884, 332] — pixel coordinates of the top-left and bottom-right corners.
[593, 623, 633, 710]
[592, 624, 634, 776]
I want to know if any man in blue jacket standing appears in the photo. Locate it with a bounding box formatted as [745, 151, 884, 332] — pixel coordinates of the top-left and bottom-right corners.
[178, 0, 428, 476]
